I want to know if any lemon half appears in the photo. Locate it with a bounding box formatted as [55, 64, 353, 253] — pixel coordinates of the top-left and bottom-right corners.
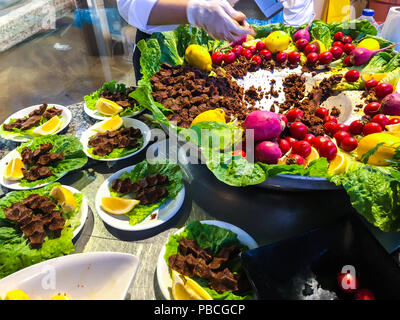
[33, 116, 62, 136]
[96, 98, 123, 116]
[4, 157, 25, 181]
[94, 115, 123, 133]
[171, 271, 212, 300]
[328, 152, 347, 174]
[357, 133, 400, 166]
[101, 197, 140, 215]
[50, 186, 77, 213]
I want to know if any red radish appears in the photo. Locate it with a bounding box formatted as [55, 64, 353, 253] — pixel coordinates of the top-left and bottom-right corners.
[343, 56, 353, 66]
[350, 43, 400, 66]
[307, 52, 319, 65]
[389, 118, 400, 125]
[313, 136, 330, 150]
[287, 154, 306, 165]
[355, 289, 375, 300]
[304, 134, 315, 145]
[324, 121, 337, 134]
[334, 130, 351, 145]
[349, 120, 364, 135]
[341, 136, 358, 152]
[231, 45, 243, 56]
[242, 49, 253, 60]
[292, 18, 314, 42]
[333, 41, 344, 48]
[319, 140, 337, 161]
[315, 107, 329, 119]
[293, 141, 312, 158]
[279, 138, 291, 154]
[243, 110, 284, 142]
[223, 35, 246, 50]
[363, 122, 383, 135]
[364, 102, 381, 116]
[232, 150, 246, 157]
[330, 46, 343, 59]
[278, 113, 288, 126]
[343, 43, 355, 55]
[319, 51, 333, 64]
[286, 108, 303, 122]
[343, 36, 352, 44]
[296, 39, 309, 51]
[364, 79, 378, 90]
[371, 114, 389, 128]
[376, 83, 394, 99]
[345, 70, 360, 82]
[211, 52, 223, 65]
[324, 115, 337, 123]
[251, 55, 262, 66]
[223, 52, 236, 64]
[256, 41, 265, 51]
[255, 141, 282, 164]
[290, 122, 308, 139]
[288, 51, 301, 64]
[285, 136, 298, 147]
[276, 51, 287, 63]
[334, 32, 344, 41]
[259, 49, 272, 60]
[304, 43, 317, 56]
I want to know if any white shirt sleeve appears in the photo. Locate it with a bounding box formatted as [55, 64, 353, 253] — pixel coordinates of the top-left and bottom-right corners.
[117, 0, 179, 34]
[280, 0, 315, 26]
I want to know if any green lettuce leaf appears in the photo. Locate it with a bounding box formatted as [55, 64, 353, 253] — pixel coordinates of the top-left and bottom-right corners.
[0, 117, 49, 139]
[382, 68, 400, 87]
[253, 23, 296, 38]
[16, 135, 87, 187]
[328, 19, 377, 41]
[310, 20, 332, 49]
[259, 157, 329, 178]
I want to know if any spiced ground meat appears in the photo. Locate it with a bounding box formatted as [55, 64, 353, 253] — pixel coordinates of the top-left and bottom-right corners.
[100, 86, 138, 109]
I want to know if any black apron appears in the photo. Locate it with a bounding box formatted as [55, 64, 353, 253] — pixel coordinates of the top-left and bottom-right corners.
[133, 29, 151, 84]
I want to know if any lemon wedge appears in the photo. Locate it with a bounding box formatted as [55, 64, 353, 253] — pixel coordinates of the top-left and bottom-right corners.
[362, 73, 387, 82]
[328, 152, 347, 174]
[101, 197, 140, 215]
[171, 271, 212, 300]
[33, 116, 62, 136]
[242, 39, 259, 48]
[305, 146, 319, 164]
[51, 293, 71, 300]
[94, 115, 123, 133]
[387, 123, 400, 134]
[95, 98, 123, 116]
[4, 157, 25, 181]
[190, 108, 226, 127]
[4, 289, 31, 300]
[50, 186, 77, 213]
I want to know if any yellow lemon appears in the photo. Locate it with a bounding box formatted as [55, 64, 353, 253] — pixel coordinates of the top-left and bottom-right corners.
[277, 156, 287, 165]
[357, 38, 380, 51]
[101, 197, 140, 215]
[306, 147, 319, 164]
[264, 31, 291, 53]
[328, 152, 347, 174]
[171, 271, 212, 300]
[4, 289, 30, 300]
[357, 133, 400, 166]
[185, 44, 212, 71]
[386, 123, 400, 134]
[33, 116, 62, 136]
[50, 186, 77, 213]
[4, 157, 25, 181]
[362, 73, 387, 82]
[94, 115, 123, 133]
[310, 40, 326, 54]
[246, 34, 255, 41]
[242, 39, 259, 48]
[51, 293, 71, 300]
[96, 98, 123, 116]
[190, 108, 226, 127]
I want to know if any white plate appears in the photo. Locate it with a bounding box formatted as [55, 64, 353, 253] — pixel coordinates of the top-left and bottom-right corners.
[80, 117, 151, 161]
[0, 104, 72, 142]
[0, 149, 69, 190]
[95, 164, 185, 231]
[65, 185, 89, 240]
[84, 101, 144, 121]
[156, 220, 258, 300]
[0, 252, 139, 300]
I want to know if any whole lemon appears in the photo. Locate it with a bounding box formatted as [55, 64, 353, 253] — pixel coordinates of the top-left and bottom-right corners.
[190, 108, 226, 127]
[264, 31, 291, 53]
[357, 133, 400, 166]
[357, 38, 380, 51]
[185, 44, 212, 71]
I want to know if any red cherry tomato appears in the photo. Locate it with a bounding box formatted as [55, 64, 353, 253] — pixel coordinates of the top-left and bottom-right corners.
[355, 289, 375, 300]
[363, 122, 383, 135]
[292, 140, 312, 158]
[343, 43, 355, 55]
[286, 108, 303, 122]
[259, 49, 272, 60]
[375, 82, 393, 98]
[371, 114, 389, 129]
[223, 51, 236, 64]
[349, 120, 364, 135]
[315, 107, 329, 119]
[232, 150, 246, 158]
[288, 154, 306, 165]
[389, 118, 400, 125]
[337, 272, 359, 293]
[290, 122, 308, 139]
[313, 136, 330, 150]
[343, 56, 353, 66]
[364, 79, 378, 90]
[342, 36, 353, 44]
[242, 48, 253, 60]
[231, 45, 243, 56]
[256, 41, 265, 51]
[364, 102, 381, 116]
[304, 134, 315, 145]
[319, 140, 338, 161]
[288, 51, 301, 64]
[335, 124, 349, 132]
[247, 45, 256, 54]
[306, 52, 319, 65]
[278, 138, 291, 154]
[334, 32, 344, 41]
[345, 70, 360, 82]
[295, 39, 309, 51]
[333, 41, 344, 48]
[278, 113, 288, 126]
[341, 136, 358, 152]
[324, 121, 337, 134]
[324, 115, 338, 123]
[334, 130, 351, 145]
[329, 46, 343, 59]
[284, 136, 298, 147]
[211, 52, 223, 65]
[319, 51, 334, 65]
[251, 55, 262, 66]
[304, 43, 318, 56]
[276, 51, 288, 63]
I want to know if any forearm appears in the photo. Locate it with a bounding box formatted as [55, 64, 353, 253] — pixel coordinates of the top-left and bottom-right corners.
[147, 0, 190, 25]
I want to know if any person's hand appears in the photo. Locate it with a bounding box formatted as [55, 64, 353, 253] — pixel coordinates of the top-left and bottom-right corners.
[187, 0, 255, 43]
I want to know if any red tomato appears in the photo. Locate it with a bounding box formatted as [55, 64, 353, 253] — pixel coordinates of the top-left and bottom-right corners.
[288, 154, 305, 165]
[278, 138, 291, 154]
[304, 134, 315, 145]
[232, 150, 246, 157]
[364, 102, 381, 116]
[364, 79, 378, 90]
[324, 121, 337, 134]
[334, 32, 344, 41]
[313, 136, 330, 150]
[278, 113, 288, 126]
[363, 122, 383, 135]
[242, 48, 253, 59]
[288, 51, 301, 64]
[251, 55, 262, 66]
[333, 41, 344, 48]
[355, 289, 375, 300]
[259, 49, 272, 60]
[292, 141, 312, 158]
[306, 52, 319, 65]
[295, 39, 309, 51]
[247, 45, 256, 54]
[345, 70, 360, 82]
[256, 41, 265, 51]
[343, 36, 353, 44]
[389, 118, 400, 125]
[349, 120, 364, 135]
[223, 51, 236, 64]
[285, 136, 298, 147]
[343, 55, 353, 66]
[286, 108, 303, 122]
[330, 46, 343, 59]
[334, 130, 351, 145]
[337, 272, 359, 293]
[211, 52, 223, 65]
[290, 122, 308, 139]
[319, 51, 334, 64]
[341, 136, 358, 152]
[343, 43, 355, 55]
[375, 82, 393, 98]
[315, 107, 329, 119]
[371, 114, 389, 129]
[324, 115, 338, 123]
[276, 51, 288, 63]
[335, 124, 349, 133]
[319, 140, 338, 161]
[231, 45, 243, 56]
[304, 44, 318, 56]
